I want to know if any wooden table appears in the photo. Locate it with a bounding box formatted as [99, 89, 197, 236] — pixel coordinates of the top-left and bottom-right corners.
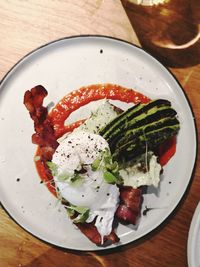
[0, 1, 199, 266]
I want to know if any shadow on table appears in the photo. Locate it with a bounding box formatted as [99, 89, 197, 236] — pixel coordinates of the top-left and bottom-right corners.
[121, 0, 200, 68]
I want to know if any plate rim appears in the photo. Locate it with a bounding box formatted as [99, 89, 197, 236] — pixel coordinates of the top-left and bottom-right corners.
[0, 34, 198, 252]
[187, 201, 200, 267]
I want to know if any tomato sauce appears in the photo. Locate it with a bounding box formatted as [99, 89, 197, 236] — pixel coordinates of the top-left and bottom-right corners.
[48, 84, 150, 138]
[157, 136, 177, 167]
[35, 148, 57, 196]
[35, 83, 176, 195]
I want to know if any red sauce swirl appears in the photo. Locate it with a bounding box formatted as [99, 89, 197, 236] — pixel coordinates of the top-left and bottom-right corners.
[48, 84, 150, 138]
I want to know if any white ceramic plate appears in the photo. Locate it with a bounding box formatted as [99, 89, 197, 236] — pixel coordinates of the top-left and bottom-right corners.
[0, 36, 197, 251]
[188, 202, 200, 267]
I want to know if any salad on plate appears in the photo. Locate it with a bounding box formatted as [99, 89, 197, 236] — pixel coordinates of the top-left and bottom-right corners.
[23, 83, 180, 246]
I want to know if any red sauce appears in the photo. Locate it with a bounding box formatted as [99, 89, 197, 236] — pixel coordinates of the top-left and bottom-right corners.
[35, 83, 176, 195]
[35, 147, 57, 196]
[157, 136, 177, 167]
[48, 84, 150, 138]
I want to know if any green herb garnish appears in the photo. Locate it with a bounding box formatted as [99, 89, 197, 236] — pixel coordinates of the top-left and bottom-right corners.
[73, 209, 90, 223]
[103, 171, 118, 184]
[66, 204, 90, 223]
[46, 161, 58, 176]
[91, 158, 101, 171]
[91, 148, 122, 185]
[57, 172, 71, 181]
[70, 174, 84, 186]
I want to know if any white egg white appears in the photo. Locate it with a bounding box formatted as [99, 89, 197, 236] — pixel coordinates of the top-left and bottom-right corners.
[52, 131, 119, 240]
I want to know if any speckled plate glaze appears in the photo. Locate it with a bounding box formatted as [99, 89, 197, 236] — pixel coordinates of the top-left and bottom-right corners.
[0, 36, 197, 251]
[188, 202, 200, 267]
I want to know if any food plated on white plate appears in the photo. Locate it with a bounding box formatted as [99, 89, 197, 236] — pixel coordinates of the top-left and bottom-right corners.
[24, 83, 180, 246]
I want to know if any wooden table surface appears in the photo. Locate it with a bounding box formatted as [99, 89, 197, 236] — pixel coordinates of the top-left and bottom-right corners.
[0, 1, 199, 266]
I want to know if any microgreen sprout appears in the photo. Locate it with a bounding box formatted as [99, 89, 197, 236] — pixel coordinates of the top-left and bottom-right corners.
[91, 148, 123, 185]
[46, 161, 58, 176]
[65, 204, 90, 223]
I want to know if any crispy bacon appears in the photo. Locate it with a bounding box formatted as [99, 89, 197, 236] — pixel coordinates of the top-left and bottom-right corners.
[23, 85, 59, 160]
[75, 222, 119, 245]
[116, 186, 142, 225]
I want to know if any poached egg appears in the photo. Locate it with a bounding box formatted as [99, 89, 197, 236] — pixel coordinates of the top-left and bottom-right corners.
[52, 131, 119, 241]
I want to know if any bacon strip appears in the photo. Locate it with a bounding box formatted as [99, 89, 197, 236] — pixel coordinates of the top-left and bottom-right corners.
[23, 85, 59, 160]
[75, 222, 119, 245]
[116, 186, 142, 225]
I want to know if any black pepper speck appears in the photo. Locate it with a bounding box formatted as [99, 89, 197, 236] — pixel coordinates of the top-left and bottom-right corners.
[143, 206, 153, 216]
